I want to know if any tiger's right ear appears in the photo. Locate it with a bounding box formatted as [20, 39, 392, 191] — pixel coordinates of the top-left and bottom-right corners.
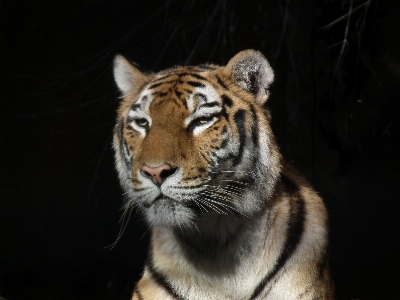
[113, 55, 147, 96]
[223, 50, 274, 105]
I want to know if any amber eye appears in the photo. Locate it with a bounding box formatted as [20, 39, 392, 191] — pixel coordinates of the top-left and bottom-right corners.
[134, 118, 149, 128]
[188, 116, 216, 132]
[196, 118, 211, 125]
[194, 116, 214, 126]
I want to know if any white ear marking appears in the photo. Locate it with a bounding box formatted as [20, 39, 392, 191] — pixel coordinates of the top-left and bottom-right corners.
[224, 49, 275, 105]
[113, 55, 146, 96]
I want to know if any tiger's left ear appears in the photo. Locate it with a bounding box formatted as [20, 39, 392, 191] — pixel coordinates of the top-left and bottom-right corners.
[113, 55, 148, 96]
[224, 50, 274, 105]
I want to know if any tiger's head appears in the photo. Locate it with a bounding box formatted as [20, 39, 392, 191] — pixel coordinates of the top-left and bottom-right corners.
[113, 50, 281, 229]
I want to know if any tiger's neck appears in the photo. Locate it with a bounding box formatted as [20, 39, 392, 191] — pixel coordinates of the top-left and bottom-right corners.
[150, 208, 272, 272]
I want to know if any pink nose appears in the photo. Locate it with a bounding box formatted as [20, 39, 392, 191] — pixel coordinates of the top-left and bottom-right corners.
[141, 164, 176, 185]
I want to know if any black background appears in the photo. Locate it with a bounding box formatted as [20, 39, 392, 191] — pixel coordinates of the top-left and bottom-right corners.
[1, 1, 399, 299]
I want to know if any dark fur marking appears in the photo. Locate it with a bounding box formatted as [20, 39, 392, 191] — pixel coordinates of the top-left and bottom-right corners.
[130, 103, 142, 111]
[117, 119, 131, 170]
[183, 88, 193, 94]
[125, 120, 143, 134]
[123, 139, 131, 170]
[201, 152, 213, 165]
[218, 136, 229, 150]
[148, 80, 175, 90]
[174, 89, 182, 99]
[232, 110, 246, 166]
[216, 75, 228, 90]
[117, 119, 125, 159]
[250, 175, 305, 299]
[152, 74, 175, 82]
[221, 125, 228, 135]
[250, 105, 259, 149]
[188, 73, 207, 81]
[152, 91, 168, 97]
[200, 102, 219, 109]
[146, 249, 185, 300]
[185, 81, 205, 88]
[126, 116, 135, 124]
[221, 94, 233, 107]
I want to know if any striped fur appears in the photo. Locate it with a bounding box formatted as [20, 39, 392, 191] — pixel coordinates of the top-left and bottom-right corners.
[113, 50, 334, 299]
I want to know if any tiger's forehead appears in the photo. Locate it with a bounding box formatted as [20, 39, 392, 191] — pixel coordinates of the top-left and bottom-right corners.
[134, 69, 221, 115]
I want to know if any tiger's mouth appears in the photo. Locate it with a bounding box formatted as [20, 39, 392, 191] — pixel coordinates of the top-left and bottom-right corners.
[148, 194, 202, 214]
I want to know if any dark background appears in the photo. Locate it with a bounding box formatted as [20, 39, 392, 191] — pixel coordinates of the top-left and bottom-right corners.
[1, 1, 399, 299]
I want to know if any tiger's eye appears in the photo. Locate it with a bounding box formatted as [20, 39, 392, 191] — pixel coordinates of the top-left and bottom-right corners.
[135, 119, 148, 128]
[194, 116, 213, 126]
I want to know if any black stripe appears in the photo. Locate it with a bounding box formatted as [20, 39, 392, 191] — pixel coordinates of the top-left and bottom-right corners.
[201, 152, 213, 165]
[216, 75, 228, 90]
[250, 105, 259, 149]
[130, 103, 141, 111]
[217, 136, 229, 150]
[146, 251, 184, 300]
[174, 89, 182, 99]
[147, 81, 166, 90]
[116, 118, 124, 142]
[233, 109, 246, 166]
[117, 119, 131, 170]
[183, 88, 193, 94]
[250, 175, 305, 299]
[186, 81, 205, 88]
[221, 94, 232, 107]
[195, 92, 207, 101]
[148, 79, 176, 90]
[152, 91, 168, 97]
[116, 119, 125, 162]
[188, 73, 207, 81]
[200, 102, 219, 109]
[123, 139, 131, 170]
[126, 116, 136, 123]
[152, 74, 174, 82]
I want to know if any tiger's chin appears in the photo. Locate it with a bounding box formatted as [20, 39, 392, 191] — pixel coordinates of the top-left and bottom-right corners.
[143, 197, 197, 228]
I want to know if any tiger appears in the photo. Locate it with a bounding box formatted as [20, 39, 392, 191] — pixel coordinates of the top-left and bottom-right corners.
[112, 49, 334, 299]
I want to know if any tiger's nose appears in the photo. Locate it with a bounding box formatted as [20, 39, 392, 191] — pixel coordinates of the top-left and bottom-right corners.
[141, 164, 177, 186]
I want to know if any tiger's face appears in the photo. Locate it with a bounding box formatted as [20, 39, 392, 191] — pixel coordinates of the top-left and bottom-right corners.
[113, 50, 281, 228]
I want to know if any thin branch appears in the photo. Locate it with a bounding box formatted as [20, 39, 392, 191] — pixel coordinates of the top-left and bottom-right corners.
[318, 0, 370, 32]
[334, 0, 353, 76]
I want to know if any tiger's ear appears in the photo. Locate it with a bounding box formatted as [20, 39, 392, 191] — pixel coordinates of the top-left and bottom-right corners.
[224, 50, 274, 105]
[113, 55, 147, 96]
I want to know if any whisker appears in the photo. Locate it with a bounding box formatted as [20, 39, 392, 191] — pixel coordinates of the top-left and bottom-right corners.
[105, 205, 134, 250]
[198, 198, 228, 215]
[193, 199, 207, 213]
[200, 195, 239, 215]
[197, 198, 224, 214]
